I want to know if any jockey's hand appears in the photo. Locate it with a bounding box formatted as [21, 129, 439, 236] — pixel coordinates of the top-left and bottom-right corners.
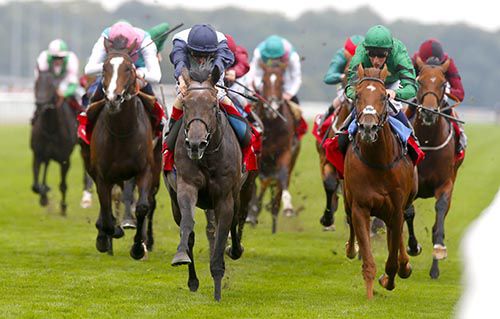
[136, 70, 147, 88]
[178, 76, 187, 96]
[386, 89, 396, 100]
[282, 92, 293, 101]
[224, 70, 236, 84]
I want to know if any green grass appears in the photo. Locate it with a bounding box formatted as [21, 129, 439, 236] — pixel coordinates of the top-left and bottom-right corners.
[0, 124, 499, 318]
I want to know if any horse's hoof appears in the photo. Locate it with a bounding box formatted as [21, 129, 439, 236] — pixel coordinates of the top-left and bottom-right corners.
[61, 203, 67, 216]
[430, 259, 440, 279]
[283, 208, 295, 217]
[245, 216, 258, 227]
[112, 226, 124, 239]
[432, 244, 447, 260]
[130, 242, 147, 260]
[398, 263, 413, 279]
[121, 219, 137, 229]
[345, 241, 358, 259]
[171, 251, 191, 266]
[225, 245, 244, 260]
[40, 195, 49, 207]
[32, 185, 40, 194]
[378, 274, 395, 291]
[80, 190, 92, 209]
[320, 211, 334, 227]
[188, 278, 199, 292]
[407, 244, 422, 256]
[96, 235, 111, 253]
[323, 225, 336, 231]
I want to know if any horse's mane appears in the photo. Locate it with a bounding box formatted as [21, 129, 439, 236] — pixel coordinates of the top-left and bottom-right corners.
[425, 57, 442, 66]
[189, 58, 214, 83]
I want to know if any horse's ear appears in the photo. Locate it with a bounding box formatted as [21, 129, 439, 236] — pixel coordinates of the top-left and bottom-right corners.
[210, 66, 221, 86]
[127, 39, 138, 55]
[380, 64, 389, 80]
[104, 38, 113, 52]
[441, 58, 451, 73]
[181, 67, 191, 86]
[415, 56, 425, 71]
[356, 63, 364, 79]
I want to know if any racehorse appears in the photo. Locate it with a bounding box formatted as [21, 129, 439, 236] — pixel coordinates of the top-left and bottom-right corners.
[80, 37, 161, 257]
[164, 65, 246, 301]
[343, 65, 417, 299]
[316, 58, 353, 230]
[248, 61, 301, 233]
[31, 70, 78, 215]
[404, 57, 464, 279]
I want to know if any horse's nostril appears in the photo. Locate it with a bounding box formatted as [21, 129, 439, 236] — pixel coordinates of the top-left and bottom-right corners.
[199, 141, 208, 150]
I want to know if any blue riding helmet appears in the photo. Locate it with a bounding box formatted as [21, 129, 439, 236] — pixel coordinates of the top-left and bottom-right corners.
[187, 24, 218, 54]
[261, 35, 285, 59]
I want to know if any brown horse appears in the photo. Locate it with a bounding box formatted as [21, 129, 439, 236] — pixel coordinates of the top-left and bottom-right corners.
[31, 70, 78, 215]
[247, 61, 301, 233]
[80, 37, 161, 257]
[164, 65, 246, 301]
[317, 57, 353, 230]
[343, 65, 417, 299]
[404, 57, 464, 279]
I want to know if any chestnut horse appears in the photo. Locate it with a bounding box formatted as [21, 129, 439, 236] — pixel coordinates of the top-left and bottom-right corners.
[317, 58, 353, 230]
[343, 65, 417, 299]
[31, 70, 78, 215]
[404, 57, 464, 279]
[80, 37, 161, 257]
[248, 61, 301, 233]
[164, 65, 246, 301]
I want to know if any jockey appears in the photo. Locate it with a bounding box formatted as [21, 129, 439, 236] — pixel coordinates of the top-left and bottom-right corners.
[320, 34, 364, 125]
[340, 25, 420, 157]
[247, 35, 307, 137]
[83, 21, 165, 135]
[164, 24, 258, 171]
[411, 38, 467, 154]
[34, 39, 81, 122]
[147, 22, 170, 62]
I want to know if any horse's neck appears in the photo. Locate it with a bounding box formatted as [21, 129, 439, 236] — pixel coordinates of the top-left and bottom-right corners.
[358, 125, 399, 163]
[105, 98, 140, 129]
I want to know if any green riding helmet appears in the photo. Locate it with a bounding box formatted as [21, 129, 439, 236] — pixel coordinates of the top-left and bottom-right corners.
[261, 35, 285, 59]
[363, 25, 393, 50]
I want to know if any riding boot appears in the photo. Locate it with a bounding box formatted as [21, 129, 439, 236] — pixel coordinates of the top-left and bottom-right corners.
[457, 126, 468, 154]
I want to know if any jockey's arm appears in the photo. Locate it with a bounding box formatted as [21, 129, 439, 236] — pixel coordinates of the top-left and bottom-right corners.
[58, 52, 79, 98]
[393, 43, 417, 100]
[213, 34, 235, 75]
[84, 36, 106, 76]
[283, 52, 302, 97]
[137, 37, 161, 84]
[35, 51, 49, 78]
[248, 50, 263, 92]
[446, 58, 465, 102]
[323, 48, 347, 85]
[169, 38, 189, 80]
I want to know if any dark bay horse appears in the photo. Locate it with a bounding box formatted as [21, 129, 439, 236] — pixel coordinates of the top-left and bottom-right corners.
[80, 37, 161, 257]
[164, 66, 246, 301]
[343, 65, 417, 299]
[31, 70, 78, 215]
[317, 58, 353, 230]
[248, 61, 301, 233]
[404, 57, 464, 279]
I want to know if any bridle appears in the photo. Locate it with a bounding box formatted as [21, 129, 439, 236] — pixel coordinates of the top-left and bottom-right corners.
[354, 76, 389, 133]
[102, 52, 139, 106]
[183, 86, 224, 154]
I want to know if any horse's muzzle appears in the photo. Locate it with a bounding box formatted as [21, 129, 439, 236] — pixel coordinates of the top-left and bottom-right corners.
[185, 138, 208, 160]
[359, 122, 379, 143]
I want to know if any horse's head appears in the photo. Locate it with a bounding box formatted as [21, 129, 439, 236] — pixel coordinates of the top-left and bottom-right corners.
[415, 56, 450, 126]
[260, 60, 286, 119]
[354, 64, 389, 143]
[34, 69, 57, 110]
[181, 63, 219, 160]
[101, 36, 138, 114]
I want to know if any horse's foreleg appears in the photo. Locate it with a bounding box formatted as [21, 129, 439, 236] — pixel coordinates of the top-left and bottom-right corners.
[226, 194, 244, 260]
[121, 178, 137, 229]
[81, 171, 93, 209]
[404, 204, 422, 256]
[320, 164, 340, 229]
[59, 160, 70, 216]
[187, 231, 199, 292]
[171, 182, 197, 266]
[246, 178, 269, 226]
[130, 173, 152, 260]
[430, 183, 452, 279]
[146, 196, 156, 251]
[278, 165, 294, 218]
[32, 155, 42, 194]
[352, 205, 376, 299]
[379, 222, 399, 291]
[205, 209, 216, 257]
[271, 184, 281, 234]
[345, 213, 358, 259]
[95, 180, 118, 254]
[211, 194, 234, 301]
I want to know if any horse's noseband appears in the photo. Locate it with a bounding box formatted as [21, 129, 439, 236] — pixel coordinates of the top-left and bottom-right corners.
[354, 77, 388, 133]
[183, 86, 218, 150]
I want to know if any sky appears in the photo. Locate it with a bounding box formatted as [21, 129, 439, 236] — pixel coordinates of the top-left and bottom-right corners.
[82, 0, 500, 32]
